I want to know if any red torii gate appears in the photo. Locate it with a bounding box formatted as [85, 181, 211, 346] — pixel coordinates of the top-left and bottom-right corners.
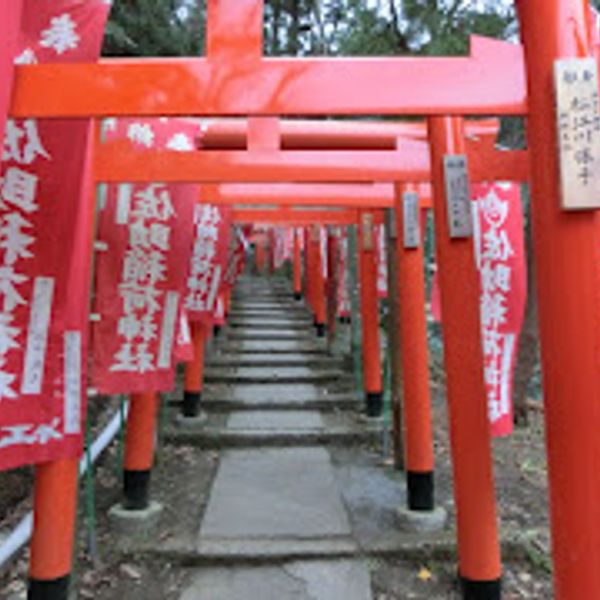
[4, 0, 599, 599]
[96, 118, 528, 421]
[7, 3, 523, 599]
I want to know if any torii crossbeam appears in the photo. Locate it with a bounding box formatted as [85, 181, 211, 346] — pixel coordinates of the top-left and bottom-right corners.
[10, 0, 527, 118]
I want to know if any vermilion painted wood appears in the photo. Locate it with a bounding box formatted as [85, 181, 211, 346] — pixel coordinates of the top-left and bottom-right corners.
[185, 322, 207, 395]
[247, 117, 280, 150]
[206, 0, 262, 60]
[95, 145, 428, 183]
[292, 229, 302, 296]
[124, 393, 159, 472]
[231, 208, 385, 226]
[197, 118, 503, 150]
[29, 459, 79, 580]
[394, 184, 434, 474]
[304, 228, 315, 314]
[10, 37, 526, 118]
[325, 228, 338, 339]
[428, 116, 501, 584]
[517, 1, 600, 597]
[311, 228, 326, 328]
[94, 141, 529, 185]
[201, 183, 434, 209]
[202, 183, 397, 207]
[358, 211, 383, 400]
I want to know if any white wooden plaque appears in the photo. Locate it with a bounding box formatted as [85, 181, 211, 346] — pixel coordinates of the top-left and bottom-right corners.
[443, 154, 473, 239]
[402, 191, 421, 249]
[554, 58, 600, 210]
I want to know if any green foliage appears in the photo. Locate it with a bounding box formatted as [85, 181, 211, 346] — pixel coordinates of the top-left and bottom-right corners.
[103, 0, 205, 57]
[263, 0, 515, 58]
[105, 0, 516, 60]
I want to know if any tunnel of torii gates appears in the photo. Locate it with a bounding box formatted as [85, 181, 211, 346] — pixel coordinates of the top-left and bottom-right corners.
[2, 0, 600, 598]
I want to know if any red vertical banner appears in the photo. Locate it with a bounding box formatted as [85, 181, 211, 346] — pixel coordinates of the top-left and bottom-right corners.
[213, 294, 226, 327]
[223, 225, 248, 292]
[91, 119, 198, 395]
[185, 205, 232, 325]
[430, 183, 527, 436]
[0, 0, 110, 470]
[174, 308, 194, 363]
[472, 183, 527, 437]
[0, 0, 23, 144]
[273, 227, 293, 270]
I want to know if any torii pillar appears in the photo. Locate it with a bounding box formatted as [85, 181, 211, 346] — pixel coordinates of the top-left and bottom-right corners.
[293, 227, 303, 300]
[517, 1, 600, 597]
[310, 225, 327, 337]
[358, 210, 383, 417]
[428, 117, 500, 597]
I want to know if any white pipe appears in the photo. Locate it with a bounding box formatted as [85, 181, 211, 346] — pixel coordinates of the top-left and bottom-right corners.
[0, 402, 129, 571]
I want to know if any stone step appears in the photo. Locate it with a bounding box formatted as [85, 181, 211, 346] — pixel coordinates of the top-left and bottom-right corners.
[180, 560, 373, 600]
[204, 366, 351, 385]
[226, 319, 313, 330]
[225, 329, 316, 342]
[206, 354, 343, 369]
[228, 308, 308, 318]
[228, 410, 325, 431]
[195, 448, 356, 558]
[232, 293, 293, 300]
[225, 340, 326, 354]
[199, 383, 357, 412]
[200, 396, 358, 413]
[233, 300, 298, 308]
[165, 413, 379, 448]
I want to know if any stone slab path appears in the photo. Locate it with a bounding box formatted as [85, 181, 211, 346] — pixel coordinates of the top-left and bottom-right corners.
[181, 560, 372, 600]
[180, 276, 373, 599]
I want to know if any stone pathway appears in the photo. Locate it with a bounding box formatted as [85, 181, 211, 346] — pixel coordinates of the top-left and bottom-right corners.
[180, 275, 374, 600]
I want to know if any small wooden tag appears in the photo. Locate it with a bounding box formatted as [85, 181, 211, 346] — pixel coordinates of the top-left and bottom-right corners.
[402, 191, 421, 249]
[361, 212, 375, 250]
[554, 58, 600, 210]
[443, 154, 473, 239]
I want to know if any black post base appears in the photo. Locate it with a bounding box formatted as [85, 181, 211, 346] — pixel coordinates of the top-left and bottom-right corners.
[123, 469, 151, 510]
[182, 391, 201, 418]
[28, 575, 70, 600]
[294, 292, 302, 301]
[366, 392, 383, 417]
[460, 576, 502, 600]
[407, 471, 435, 511]
[315, 323, 326, 338]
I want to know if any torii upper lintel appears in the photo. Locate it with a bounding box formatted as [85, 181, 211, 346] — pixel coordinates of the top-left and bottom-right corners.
[9, 0, 528, 118]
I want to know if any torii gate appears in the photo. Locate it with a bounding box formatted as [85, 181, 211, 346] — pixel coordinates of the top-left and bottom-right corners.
[4, 1, 599, 599]
[95, 118, 528, 436]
